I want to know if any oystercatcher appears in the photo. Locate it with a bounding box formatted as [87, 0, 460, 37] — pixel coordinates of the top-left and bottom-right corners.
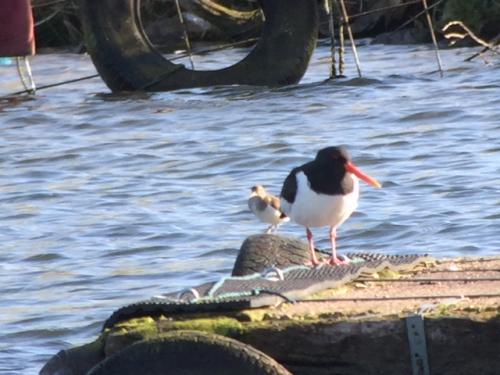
[280, 146, 381, 266]
[248, 185, 289, 234]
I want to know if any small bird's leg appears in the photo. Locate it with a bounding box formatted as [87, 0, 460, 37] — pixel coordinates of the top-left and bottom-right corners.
[266, 225, 273, 234]
[306, 228, 322, 266]
[329, 227, 348, 265]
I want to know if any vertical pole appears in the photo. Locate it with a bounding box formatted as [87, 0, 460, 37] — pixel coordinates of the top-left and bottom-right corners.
[174, 0, 195, 70]
[326, 0, 337, 78]
[334, 0, 345, 76]
[338, 0, 362, 77]
[422, 0, 444, 77]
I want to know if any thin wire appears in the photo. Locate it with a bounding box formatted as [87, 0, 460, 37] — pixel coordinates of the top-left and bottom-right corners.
[7, 74, 100, 96]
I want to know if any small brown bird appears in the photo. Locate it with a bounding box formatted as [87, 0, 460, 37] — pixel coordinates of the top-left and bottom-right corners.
[248, 185, 289, 234]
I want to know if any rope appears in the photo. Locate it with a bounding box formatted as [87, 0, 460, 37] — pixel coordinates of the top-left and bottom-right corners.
[207, 272, 266, 299]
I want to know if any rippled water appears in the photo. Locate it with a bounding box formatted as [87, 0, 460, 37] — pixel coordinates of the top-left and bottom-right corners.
[1, 41, 499, 374]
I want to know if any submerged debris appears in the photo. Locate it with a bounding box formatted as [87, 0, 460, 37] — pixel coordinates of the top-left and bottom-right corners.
[31, 0, 500, 51]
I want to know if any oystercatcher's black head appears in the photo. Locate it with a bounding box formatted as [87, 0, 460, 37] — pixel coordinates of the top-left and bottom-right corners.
[315, 146, 350, 169]
[305, 146, 350, 195]
[314, 146, 381, 189]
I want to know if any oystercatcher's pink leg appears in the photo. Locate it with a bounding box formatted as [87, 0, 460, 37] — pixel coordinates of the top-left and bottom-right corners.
[329, 227, 349, 265]
[305, 228, 323, 266]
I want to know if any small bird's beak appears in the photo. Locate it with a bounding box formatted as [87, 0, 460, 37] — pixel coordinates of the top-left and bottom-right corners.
[346, 162, 382, 188]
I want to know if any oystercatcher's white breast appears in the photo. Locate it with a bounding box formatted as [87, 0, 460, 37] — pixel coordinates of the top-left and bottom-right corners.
[282, 171, 359, 228]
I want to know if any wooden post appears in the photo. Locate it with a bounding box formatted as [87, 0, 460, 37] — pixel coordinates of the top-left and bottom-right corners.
[174, 0, 195, 70]
[326, 0, 338, 78]
[333, 0, 345, 76]
[338, 0, 362, 77]
[422, 0, 443, 76]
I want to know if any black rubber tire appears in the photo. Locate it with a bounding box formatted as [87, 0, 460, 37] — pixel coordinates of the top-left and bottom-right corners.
[86, 330, 292, 375]
[79, 0, 318, 92]
[232, 234, 323, 276]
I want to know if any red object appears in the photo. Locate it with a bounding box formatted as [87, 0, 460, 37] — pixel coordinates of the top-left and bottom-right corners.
[0, 0, 35, 57]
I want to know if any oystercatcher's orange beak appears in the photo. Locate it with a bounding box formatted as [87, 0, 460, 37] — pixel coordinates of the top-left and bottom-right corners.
[346, 162, 382, 188]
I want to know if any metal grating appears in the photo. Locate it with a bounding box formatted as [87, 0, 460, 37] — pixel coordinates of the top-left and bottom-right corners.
[102, 252, 431, 330]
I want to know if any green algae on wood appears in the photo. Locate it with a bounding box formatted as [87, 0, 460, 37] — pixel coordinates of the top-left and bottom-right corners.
[159, 316, 245, 337]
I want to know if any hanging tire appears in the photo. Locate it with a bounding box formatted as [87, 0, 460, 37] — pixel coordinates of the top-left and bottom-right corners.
[79, 0, 318, 92]
[86, 330, 292, 375]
